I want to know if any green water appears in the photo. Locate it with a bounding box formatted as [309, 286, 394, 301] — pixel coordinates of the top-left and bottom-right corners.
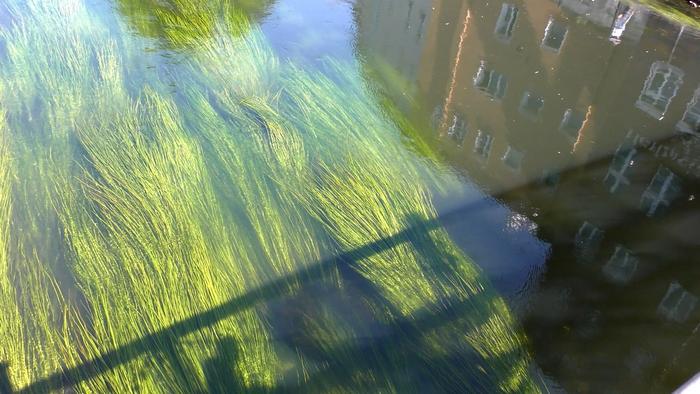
[0, 0, 539, 393]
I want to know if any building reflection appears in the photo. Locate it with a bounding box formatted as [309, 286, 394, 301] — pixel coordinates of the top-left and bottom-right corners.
[355, 0, 700, 392]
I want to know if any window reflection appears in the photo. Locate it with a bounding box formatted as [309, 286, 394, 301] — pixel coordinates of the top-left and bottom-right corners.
[541, 170, 560, 190]
[640, 166, 682, 217]
[417, 12, 426, 41]
[473, 61, 508, 100]
[519, 91, 544, 119]
[431, 105, 443, 130]
[602, 246, 639, 285]
[559, 108, 585, 140]
[609, 5, 636, 45]
[575, 221, 604, 264]
[502, 146, 525, 172]
[494, 4, 518, 41]
[636, 61, 684, 120]
[657, 282, 698, 323]
[446, 114, 468, 145]
[474, 130, 494, 159]
[604, 144, 637, 194]
[676, 87, 700, 135]
[542, 17, 568, 52]
[405, 0, 414, 31]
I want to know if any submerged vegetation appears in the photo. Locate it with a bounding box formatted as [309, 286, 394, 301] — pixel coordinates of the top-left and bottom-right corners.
[115, 0, 273, 49]
[0, 0, 539, 392]
[632, 0, 700, 29]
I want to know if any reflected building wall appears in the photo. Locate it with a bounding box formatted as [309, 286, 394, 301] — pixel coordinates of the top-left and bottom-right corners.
[355, 0, 700, 392]
[355, 0, 437, 112]
[559, 0, 647, 40]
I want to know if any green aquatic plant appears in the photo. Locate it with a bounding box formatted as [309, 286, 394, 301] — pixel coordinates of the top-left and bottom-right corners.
[178, 18, 538, 386]
[0, 111, 26, 389]
[1, 2, 280, 392]
[0, 2, 97, 388]
[56, 87, 281, 392]
[633, 0, 700, 30]
[271, 64, 538, 392]
[115, 0, 272, 49]
[0, 0, 541, 392]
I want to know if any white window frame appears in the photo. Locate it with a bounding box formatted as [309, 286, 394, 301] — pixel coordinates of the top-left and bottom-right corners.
[494, 4, 518, 41]
[676, 86, 700, 135]
[636, 61, 684, 120]
[640, 166, 680, 217]
[604, 144, 637, 193]
[541, 17, 568, 52]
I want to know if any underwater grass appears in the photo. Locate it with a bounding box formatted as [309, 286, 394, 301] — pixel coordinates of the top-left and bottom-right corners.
[176, 16, 537, 387]
[70, 88, 257, 386]
[57, 89, 280, 392]
[633, 0, 700, 30]
[0, 0, 540, 392]
[0, 1, 96, 388]
[1, 2, 279, 392]
[0, 110, 26, 389]
[115, 0, 272, 49]
[271, 64, 537, 392]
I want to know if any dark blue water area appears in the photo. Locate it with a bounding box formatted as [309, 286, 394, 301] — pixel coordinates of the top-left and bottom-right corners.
[433, 185, 551, 300]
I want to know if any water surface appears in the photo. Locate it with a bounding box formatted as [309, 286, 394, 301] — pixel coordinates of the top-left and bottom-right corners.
[0, 0, 699, 393]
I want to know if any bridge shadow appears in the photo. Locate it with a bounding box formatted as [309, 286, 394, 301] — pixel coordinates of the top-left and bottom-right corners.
[1, 198, 496, 394]
[277, 289, 512, 393]
[2, 130, 694, 393]
[0, 134, 684, 394]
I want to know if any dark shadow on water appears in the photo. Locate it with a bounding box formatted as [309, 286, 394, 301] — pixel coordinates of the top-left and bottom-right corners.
[2, 197, 499, 393]
[204, 337, 248, 394]
[1, 136, 691, 392]
[283, 291, 503, 393]
[0, 363, 12, 394]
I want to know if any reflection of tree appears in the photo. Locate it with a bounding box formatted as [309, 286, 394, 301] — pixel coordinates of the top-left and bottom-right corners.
[115, 0, 273, 49]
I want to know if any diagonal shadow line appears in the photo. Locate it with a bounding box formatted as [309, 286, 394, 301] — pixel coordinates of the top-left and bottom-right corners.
[7, 130, 690, 393]
[282, 289, 501, 393]
[11, 200, 484, 394]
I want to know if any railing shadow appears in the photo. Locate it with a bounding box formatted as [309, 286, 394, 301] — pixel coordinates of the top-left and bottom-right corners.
[2, 198, 491, 394]
[278, 290, 505, 393]
[2, 131, 691, 393]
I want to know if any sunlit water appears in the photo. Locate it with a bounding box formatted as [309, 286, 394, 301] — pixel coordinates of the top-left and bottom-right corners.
[0, 0, 698, 393]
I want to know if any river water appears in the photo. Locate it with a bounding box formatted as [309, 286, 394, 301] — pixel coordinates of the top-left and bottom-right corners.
[0, 0, 699, 393]
[350, 0, 700, 392]
[259, 0, 700, 392]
